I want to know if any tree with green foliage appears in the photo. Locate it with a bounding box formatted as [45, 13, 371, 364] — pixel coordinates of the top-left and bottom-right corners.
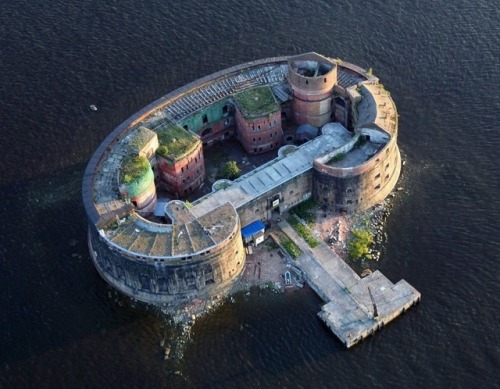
[223, 161, 241, 180]
[348, 229, 374, 260]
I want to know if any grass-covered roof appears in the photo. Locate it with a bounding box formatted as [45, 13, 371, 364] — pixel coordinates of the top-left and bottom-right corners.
[234, 86, 279, 118]
[120, 155, 151, 184]
[156, 124, 199, 160]
[128, 126, 156, 153]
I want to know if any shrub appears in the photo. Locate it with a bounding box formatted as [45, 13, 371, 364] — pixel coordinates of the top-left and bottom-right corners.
[156, 145, 168, 156]
[348, 229, 374, 260]
[222, 161, 241, 180]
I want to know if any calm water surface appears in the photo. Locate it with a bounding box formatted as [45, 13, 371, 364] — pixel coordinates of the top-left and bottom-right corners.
[0, 0, 498, 387]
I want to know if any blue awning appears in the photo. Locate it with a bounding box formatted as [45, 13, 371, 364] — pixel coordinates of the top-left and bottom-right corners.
[241, 220, 266, 239]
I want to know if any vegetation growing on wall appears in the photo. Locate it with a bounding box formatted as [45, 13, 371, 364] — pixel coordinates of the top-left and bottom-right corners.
[347, 229, 374, 260]
[287, 215, 319, 248]
[291, 199, 317, 226]
[120, 155, 150, 184]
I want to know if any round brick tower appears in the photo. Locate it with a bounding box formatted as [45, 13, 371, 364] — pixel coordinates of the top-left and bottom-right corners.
[119, 155, 157, 217]
[288, 52, 337, 128]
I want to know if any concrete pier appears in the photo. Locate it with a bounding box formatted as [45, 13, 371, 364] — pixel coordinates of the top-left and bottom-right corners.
[278, 220, 420, 348]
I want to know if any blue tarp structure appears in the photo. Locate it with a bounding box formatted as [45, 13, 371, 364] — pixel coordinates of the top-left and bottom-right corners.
[241, 220, 265, 240]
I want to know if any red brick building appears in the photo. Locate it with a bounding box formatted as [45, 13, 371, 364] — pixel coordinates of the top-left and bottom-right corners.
[155, 125, 205, 197]
[234, 86, 283, 154]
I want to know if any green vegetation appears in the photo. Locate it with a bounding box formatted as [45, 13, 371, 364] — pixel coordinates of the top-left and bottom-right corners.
[156, 125, 198, 159]
[290, 199, 317, 225]
[331, 152, 346, 163]
[217, 161, 241, 180]
[234, 86, 279, 118]
[281, 235, 301, 259]
[185, 200, 193, 209]
[128, 126, 154, 152]
[120, 155, 150, 184]
[287, 215, 319, 248]
[157, 145, 168, 155]
[265, 238, 279, 250]
[347, 229, 374, 260]
[214, 181, 232, 191]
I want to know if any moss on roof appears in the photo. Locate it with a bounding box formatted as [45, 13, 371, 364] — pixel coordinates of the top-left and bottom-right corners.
[234, 86, 279, 118]
[120, 155, 151, 184]
[128, 126, 155, 153]
[156, 125, 199, 160]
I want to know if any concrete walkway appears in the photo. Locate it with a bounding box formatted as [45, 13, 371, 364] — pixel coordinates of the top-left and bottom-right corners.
[278, 219, 420, 348]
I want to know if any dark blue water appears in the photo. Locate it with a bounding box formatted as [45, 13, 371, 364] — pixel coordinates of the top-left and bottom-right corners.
[1, 1, 498, 387]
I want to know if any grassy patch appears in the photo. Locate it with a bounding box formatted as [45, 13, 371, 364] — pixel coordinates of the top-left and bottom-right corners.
[281, 235, 301, 259]
[265, 238, 279, 250]
[120, 155, 150, 184]
[128, 126, 155, 152]
[330, 152, 346, 163]
[275, 231, 301, 259]
[156, 124, 199, 159]
[287, 215, 319, 248]
[234, 86, 279, 118]
[290, 199, 317, 225]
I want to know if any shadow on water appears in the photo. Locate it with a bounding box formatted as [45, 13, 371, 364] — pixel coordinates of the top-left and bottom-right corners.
[0, 165, 156, 361]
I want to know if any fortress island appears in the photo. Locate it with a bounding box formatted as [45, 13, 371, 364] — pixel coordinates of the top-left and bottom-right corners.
[83, 53, 420, 347]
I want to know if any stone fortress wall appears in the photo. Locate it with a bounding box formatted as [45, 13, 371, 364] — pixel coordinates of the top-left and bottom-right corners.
[83, 53, 401, 305]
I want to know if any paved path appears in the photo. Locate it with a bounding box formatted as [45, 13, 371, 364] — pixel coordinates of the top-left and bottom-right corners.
[278, 219, 421, 347]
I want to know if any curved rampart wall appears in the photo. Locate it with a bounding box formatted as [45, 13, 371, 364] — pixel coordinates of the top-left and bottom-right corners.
[312, 135, 400, 212]
[88, 213, 245, 304]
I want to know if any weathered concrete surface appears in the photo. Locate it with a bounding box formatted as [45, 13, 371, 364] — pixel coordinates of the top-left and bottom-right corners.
[278, 220, 420, 348]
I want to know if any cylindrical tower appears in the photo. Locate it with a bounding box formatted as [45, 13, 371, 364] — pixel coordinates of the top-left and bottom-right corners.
[312, 125, 400, 213]
[234, 86, 283, 154]
[119, 155, 157, 216]
[288, 53, 337, 128]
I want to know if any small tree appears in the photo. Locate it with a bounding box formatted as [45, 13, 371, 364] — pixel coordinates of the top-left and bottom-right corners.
[348, 229, 374, 260]
[223, 161, 241, 180]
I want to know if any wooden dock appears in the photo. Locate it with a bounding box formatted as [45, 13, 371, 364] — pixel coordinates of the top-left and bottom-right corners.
[278, 220, 421, 348]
